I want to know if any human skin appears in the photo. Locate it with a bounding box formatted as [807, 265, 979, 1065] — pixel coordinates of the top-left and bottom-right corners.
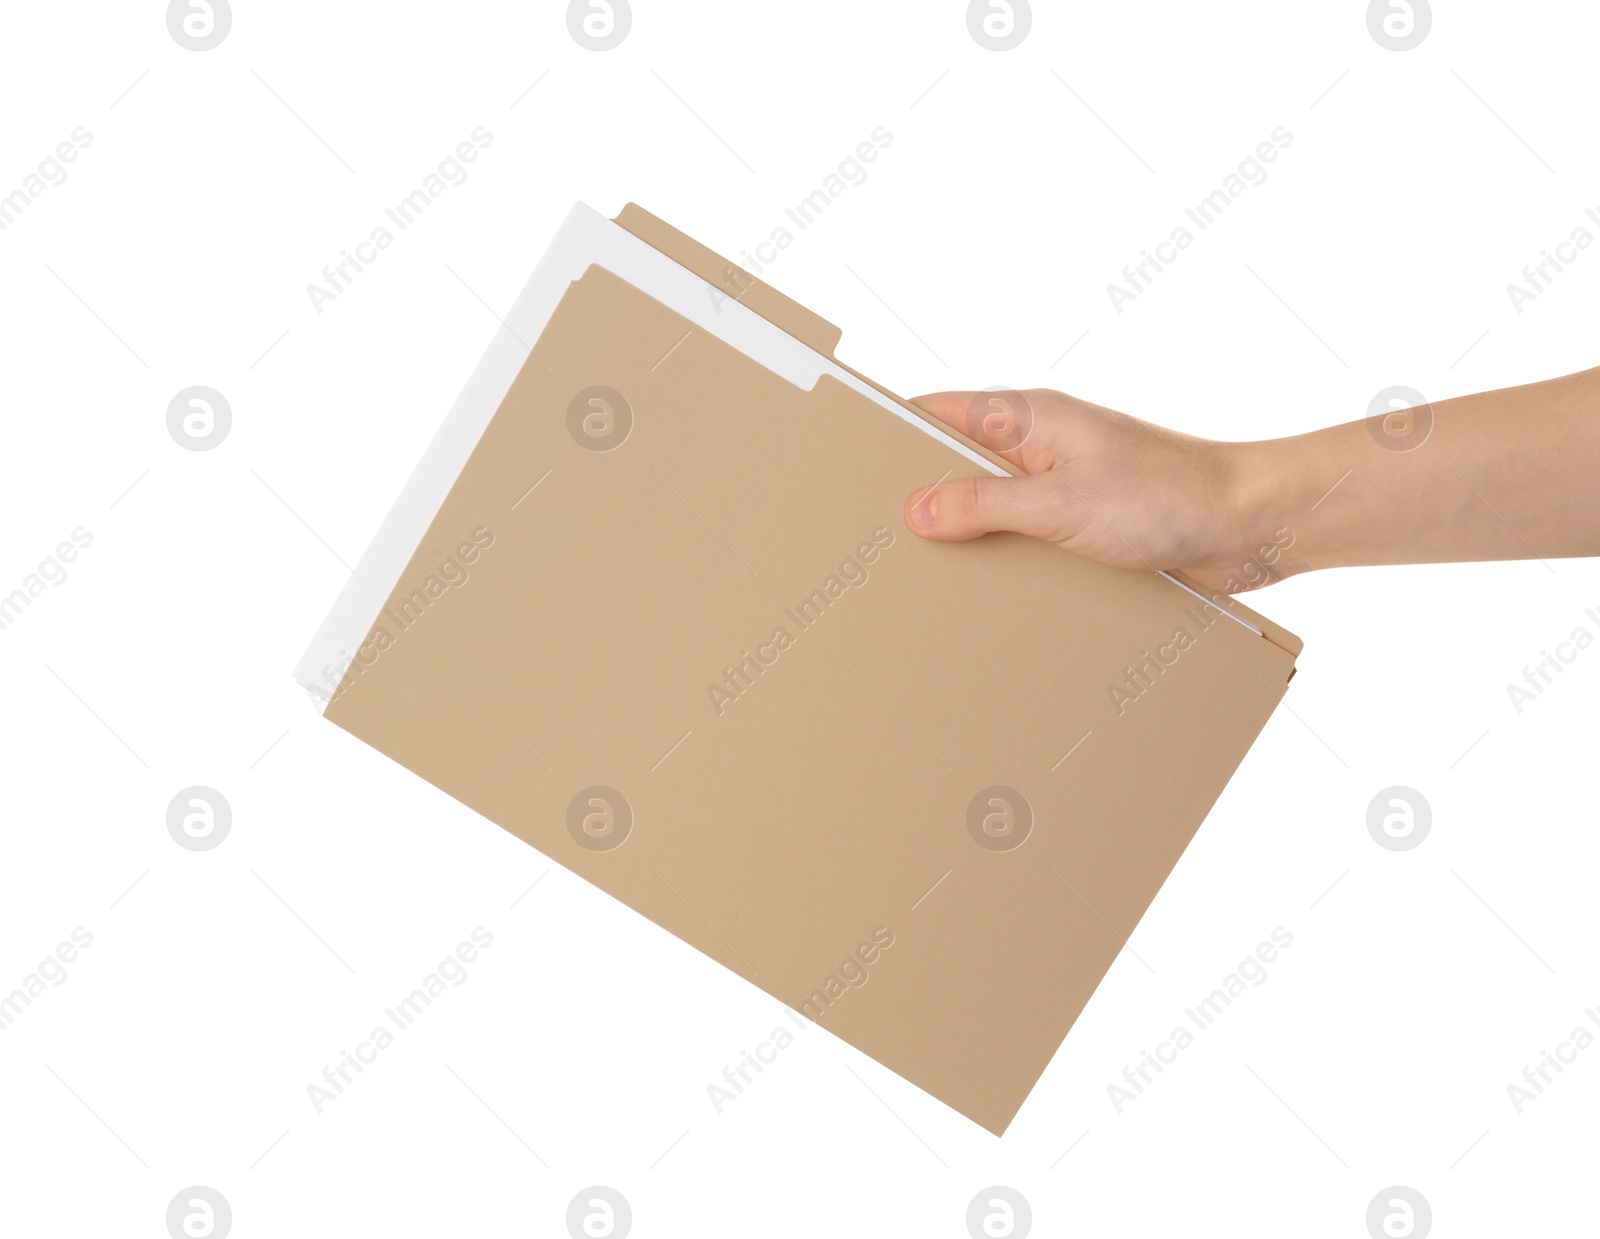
[902, 367, 1600, 593]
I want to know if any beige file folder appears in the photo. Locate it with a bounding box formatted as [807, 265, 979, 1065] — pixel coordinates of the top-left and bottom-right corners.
[302, 203, 1301, 1134]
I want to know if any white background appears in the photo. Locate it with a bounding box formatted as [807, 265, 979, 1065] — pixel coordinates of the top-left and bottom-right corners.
[2, 1, 1597, 1235]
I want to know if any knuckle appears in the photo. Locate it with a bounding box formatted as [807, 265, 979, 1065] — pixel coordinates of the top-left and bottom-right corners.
[971, 477, 997, 527]
[959, 476, 991, 527]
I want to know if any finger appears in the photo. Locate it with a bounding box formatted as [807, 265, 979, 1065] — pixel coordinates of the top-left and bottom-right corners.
[910, 390, 1049, 472]
[907, 391, 975, 430]
[904, 472, 1070, 543]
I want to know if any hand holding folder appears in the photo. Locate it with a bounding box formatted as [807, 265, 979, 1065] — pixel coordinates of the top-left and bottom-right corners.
[295, 203, 1300, 1134]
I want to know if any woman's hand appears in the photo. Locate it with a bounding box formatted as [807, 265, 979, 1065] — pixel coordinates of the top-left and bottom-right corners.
[903, 369, 1600, 592]
[902, 388, 1289, 593]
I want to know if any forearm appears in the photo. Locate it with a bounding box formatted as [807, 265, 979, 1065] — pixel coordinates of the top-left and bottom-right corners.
[1231, 367, 1600, 578]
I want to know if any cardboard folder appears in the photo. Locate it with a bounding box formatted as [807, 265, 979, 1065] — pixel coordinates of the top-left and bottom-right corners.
[295, 203, 1301, 1134]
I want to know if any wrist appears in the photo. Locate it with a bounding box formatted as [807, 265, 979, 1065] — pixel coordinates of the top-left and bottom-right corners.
[1215, 431, 1333, 587]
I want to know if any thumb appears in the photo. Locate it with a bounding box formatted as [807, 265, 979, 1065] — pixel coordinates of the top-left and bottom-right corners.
[904, 472, 1065, 542]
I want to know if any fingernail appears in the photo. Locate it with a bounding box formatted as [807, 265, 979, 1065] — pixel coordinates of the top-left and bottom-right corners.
[909, 488, 938, 530]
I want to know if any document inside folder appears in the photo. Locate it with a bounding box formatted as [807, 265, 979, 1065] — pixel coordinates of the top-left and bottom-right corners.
[293, 202, 1301, 1135]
